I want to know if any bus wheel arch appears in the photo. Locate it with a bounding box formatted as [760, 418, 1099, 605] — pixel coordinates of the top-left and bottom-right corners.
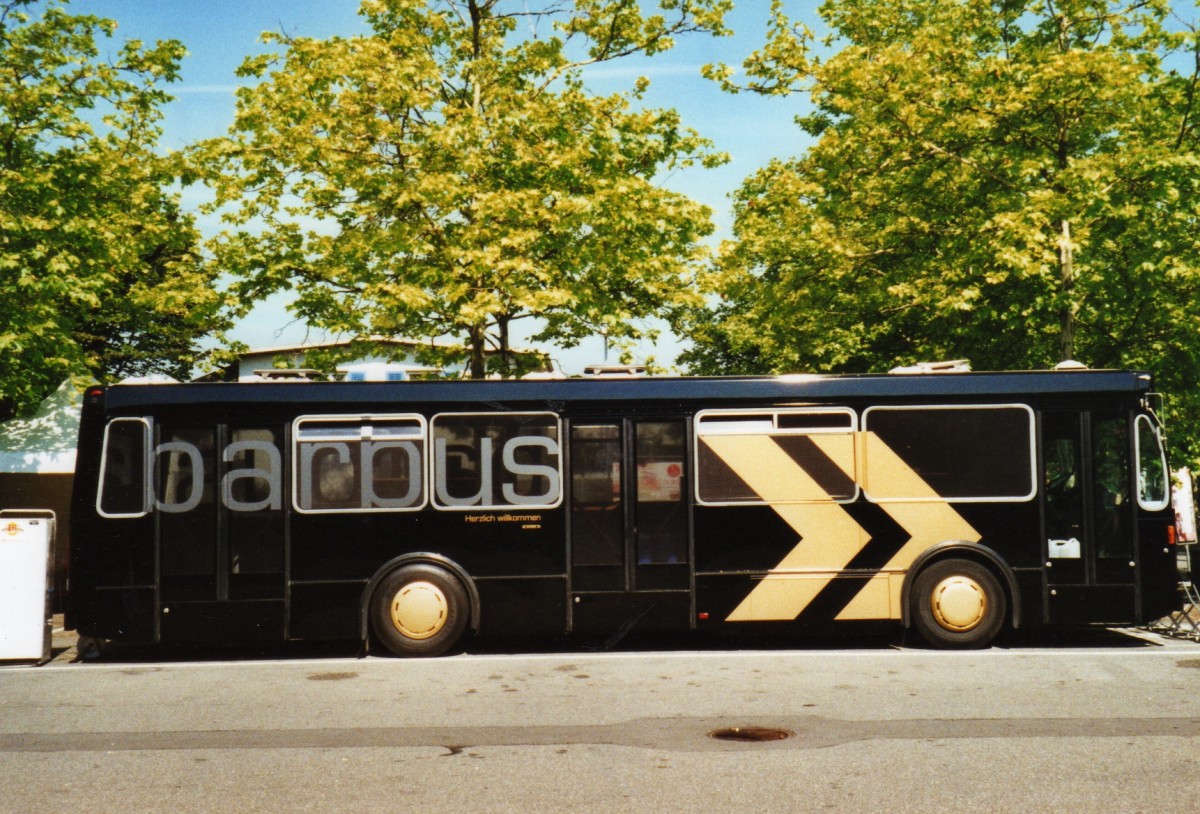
[903, 545, 1018, 649]
[362, 555, 479, 657]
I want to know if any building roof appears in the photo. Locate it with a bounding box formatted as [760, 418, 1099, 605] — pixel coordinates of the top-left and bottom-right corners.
[0, 381, 81, 474]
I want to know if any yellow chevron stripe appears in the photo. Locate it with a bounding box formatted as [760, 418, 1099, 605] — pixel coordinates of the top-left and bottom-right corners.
[700, 434, 868, 621]
[858, 431, 982, 572]
[835, 435, 981, 620]
[702, 430, 981, 623]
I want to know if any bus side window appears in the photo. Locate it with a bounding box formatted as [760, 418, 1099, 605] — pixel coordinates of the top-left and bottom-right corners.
[571, 424, 623, 566]
[635, 421, 687, 564]
[694, 409, 856, 505]
[1135, 415, 1170, 511]
[432, 413, 562, 509]
[1042, 411, 1083, 554]
[97, 418, 151, 517]
[862, 405, 1035, 502]
[1092, 412, 1131, 559]
[227, 427, 284, 576]
[293, 416, 426, 513]
[158, 427, 217, 579]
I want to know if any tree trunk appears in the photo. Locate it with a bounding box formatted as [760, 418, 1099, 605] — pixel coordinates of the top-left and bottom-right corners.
[467, 324, 487, 379]
[498, 315, 511, 375]
[1058, 218, 1075, 363]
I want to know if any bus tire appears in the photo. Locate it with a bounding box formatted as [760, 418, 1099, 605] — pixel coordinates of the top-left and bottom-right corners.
[911, 559, 1006, 649]
[370, 564, 470, 657]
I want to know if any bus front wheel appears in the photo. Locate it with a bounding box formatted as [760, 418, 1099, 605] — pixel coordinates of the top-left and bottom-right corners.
[911, 559, 1006, 649]
[370, 564, 470, 657]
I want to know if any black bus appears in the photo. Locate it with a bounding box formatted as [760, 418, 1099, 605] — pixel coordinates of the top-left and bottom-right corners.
[66, 368, 1178, 654]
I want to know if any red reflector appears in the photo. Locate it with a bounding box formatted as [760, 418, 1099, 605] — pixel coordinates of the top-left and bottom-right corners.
[1168, 525, 1177, 546]
[698, 612, 710, 621]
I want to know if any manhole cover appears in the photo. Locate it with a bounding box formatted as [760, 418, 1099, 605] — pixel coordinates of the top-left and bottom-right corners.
[708, 726, 793, 743]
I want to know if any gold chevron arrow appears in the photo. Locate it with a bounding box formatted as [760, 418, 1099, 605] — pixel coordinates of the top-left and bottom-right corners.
[700, 432, 868, 621]
[836, 432, 981, 620]
[700, 430, 980, 623]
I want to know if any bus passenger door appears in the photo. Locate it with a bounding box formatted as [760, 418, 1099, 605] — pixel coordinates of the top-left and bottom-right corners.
[1041, 411, 1137, 623]
[568, 419, 692, 633]
[156, 424, 286, 643]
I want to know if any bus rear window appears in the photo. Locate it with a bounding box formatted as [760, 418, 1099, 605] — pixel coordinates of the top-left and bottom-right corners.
[97, 418, 151, 518]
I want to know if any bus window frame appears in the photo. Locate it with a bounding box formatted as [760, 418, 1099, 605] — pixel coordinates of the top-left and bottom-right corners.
[292, 413, 429, 515]
[693, 407, 860, 507]
[96, 416, 153, 519]
[1134, 414, 1170, 512]
[430, 411, 564, 511]
[860, 403, 1037, 504]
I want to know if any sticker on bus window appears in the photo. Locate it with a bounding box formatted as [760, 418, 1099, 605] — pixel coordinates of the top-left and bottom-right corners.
[638, 461, 683, 502]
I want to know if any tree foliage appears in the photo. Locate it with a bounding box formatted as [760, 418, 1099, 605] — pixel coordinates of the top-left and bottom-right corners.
[0, 0, 227, 420]
[683, 0, 1200, 459]
[201, 0, 730, 378]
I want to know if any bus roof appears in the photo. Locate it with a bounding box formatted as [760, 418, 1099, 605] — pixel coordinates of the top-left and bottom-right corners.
[90, 369, 1155, 413]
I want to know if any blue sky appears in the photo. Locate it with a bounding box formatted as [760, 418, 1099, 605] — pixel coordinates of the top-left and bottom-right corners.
[77, 1, 822, 371]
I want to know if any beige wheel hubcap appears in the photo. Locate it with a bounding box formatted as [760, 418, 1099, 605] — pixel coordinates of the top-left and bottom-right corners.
[930, 576, 987, 632]
[389, 581, 448, 640]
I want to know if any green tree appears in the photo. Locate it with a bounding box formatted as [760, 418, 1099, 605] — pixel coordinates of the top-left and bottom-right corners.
[684, 0, 1200, 458]
[0, 0, 227, 420]
[202, 0, 729, 378]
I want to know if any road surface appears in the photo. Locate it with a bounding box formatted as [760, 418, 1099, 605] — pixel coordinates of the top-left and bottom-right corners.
[1, 628, 1198, 812]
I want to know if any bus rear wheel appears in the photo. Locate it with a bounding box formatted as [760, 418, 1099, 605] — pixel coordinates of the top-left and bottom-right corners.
[371, 564, 469, 657]
[911, 559, 1006, 649]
